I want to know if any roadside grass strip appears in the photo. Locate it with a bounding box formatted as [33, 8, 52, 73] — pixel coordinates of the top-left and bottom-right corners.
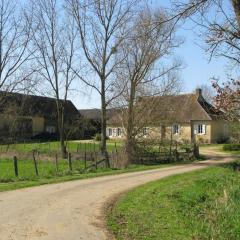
[108, 165, 240, 240]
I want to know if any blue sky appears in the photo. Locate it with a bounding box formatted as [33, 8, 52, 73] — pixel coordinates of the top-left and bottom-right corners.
[72, 0, 230, 109]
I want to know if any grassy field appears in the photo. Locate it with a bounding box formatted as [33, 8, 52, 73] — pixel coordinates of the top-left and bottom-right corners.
[0, 140, 122, 154]
[0, 162, 178, 192]
[108, 165, 240, 240]
[0, 139, 198, 192]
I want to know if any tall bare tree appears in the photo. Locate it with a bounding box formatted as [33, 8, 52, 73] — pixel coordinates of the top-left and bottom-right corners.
[113, 9, 182, 163]
[66, 0, 138, 166]
[172, 0, 240, 141]
[173, 1, 240, 63]
[29, 0, 77, 158]
[0, 0, 34, 92]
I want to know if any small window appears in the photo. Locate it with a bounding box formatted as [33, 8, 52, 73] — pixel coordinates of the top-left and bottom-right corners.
[113, 128, 117, 136]
[172, 124, 180, 135]
[117, 128, 122, 136]
[143, 127, 148, 135]
[194, 124, 206, 135]
[108, 128, 112, 136]
[46, 126, 56, 133]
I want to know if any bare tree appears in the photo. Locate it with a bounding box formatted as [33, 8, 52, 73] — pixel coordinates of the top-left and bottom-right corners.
[29, 0, 77, 158]
[196, 84, 214, 103]
[171, 0, 240, 142]
[112, 9, 182, 163]
[66, 0, 139, 166]
[171, 0, 240, 72]
[0, 0, 34, 92]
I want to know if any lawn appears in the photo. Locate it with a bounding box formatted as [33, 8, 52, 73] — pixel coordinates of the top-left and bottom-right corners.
[0, 140, 122, 154]
[0, 139, 196, 192]
[108, 165, 240, 240]
[223, 144, 240, 155]
[0, 162, 177, 192]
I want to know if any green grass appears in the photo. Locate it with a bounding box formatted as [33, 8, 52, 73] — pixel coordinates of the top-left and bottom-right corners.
[108, 166, 240, 240]
[0, 140, 122, 154]
[222, 144, 240, 155]
[0, 160, 178, 192]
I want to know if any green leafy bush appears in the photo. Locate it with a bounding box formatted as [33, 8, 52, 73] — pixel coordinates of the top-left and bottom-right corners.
[94, 133, 109, 141]
[223, 144, 240, 151]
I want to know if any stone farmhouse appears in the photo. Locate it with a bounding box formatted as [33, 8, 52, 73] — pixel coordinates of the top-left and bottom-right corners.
[106, 89, 229, 144]
[0, 91, 80, 141]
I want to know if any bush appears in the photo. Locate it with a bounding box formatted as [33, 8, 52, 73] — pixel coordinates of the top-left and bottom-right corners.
[225, 161, 240, 171]
[223, 144, 240, 151]
[94, 133, 109, 141]
[216, 137, 229, 144]
[31, 132, 58, 141]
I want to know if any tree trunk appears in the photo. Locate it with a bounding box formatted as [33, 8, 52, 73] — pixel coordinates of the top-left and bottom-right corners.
[57, 104, 67, 159]
[232, 0, 240, 28]
[100, 82, 110, 168]
[125, 82, 137, 164]
[59, 125, 66, 159]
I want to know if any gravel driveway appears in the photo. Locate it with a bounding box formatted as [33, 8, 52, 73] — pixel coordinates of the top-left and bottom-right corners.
[0, 147, 237, 240]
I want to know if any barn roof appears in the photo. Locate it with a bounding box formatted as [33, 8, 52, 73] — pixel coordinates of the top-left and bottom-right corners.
[0, 91, 80, 121]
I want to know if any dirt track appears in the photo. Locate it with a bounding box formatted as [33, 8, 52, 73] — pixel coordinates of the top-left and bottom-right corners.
[0, 147, 238, 240]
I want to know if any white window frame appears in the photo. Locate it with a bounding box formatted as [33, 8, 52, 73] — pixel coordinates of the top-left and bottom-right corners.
[108, 128, 112, 136]
[143, 127, 148, 136]
[113, 128, 117, 137]
[172, 124, 180, 135]
[194, 124, 206, 135]
[46, 126, 56, 133]
[117, 128, 122, 137]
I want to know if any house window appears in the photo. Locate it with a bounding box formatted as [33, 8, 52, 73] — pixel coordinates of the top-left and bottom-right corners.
[172, 124, 180, 135]
[143, 127, 148, 135]
[108, 128, 112, 136]
[113, 128, 117, 136]
[194, 124, 206, 135]
[117, 128, 122, 136]
[46, 126, 56, 133]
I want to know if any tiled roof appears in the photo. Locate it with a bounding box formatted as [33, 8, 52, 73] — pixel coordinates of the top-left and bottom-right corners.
[0, 91, 80, 121]
[107, 89, 225, 126]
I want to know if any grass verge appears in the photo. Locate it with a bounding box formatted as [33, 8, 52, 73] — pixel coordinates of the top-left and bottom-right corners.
[0, 163, 178, 192]
[108, 165, 240, 240]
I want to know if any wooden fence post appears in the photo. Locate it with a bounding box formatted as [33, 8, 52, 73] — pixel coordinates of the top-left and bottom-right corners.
[95, 157, 98, 170]
[13, 156, 18, 177]
[55, 153, 58, 172]
[84, 143, 87, 169]
[33, 150, 39, 176]
[68, 153, 72, 172]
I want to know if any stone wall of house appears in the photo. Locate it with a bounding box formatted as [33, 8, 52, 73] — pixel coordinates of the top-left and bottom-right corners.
[0, 114, 33, 141]
[107, 120, 229, 144]
[210, 120, 229, 143]
[32, 117, 45, 135]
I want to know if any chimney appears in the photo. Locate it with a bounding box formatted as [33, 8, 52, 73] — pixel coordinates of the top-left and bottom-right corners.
[196, 88, 202, 98]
